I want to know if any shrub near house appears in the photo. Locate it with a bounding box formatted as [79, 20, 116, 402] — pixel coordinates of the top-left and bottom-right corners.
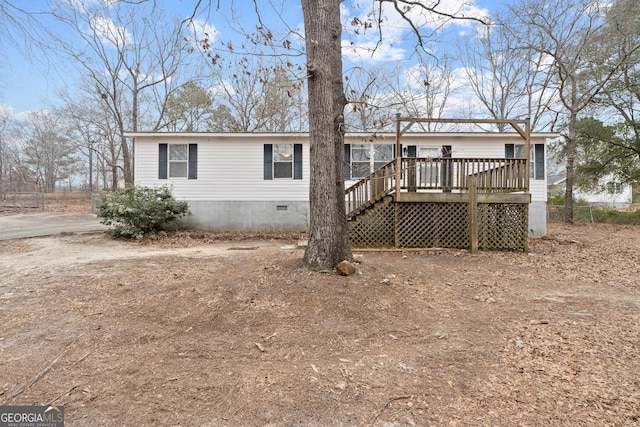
[97, 185, 190, 239]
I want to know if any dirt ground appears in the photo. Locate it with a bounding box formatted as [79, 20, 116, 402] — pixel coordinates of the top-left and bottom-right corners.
[0, 217, 639, 426]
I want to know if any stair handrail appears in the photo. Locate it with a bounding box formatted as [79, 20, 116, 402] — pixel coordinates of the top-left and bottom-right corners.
[344, 160, 396, 217]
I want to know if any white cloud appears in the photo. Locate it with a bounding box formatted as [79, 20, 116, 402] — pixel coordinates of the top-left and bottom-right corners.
[60, 0, 119, 12]
[341, 39, 407, 63]
[340, 0, 490, 65]
[186, 18, 219, 49]
[88, 15, 132, 46]
[0, 104, 15, 122]
[14, 109, 52, 126]
[208, 81, 234, 98]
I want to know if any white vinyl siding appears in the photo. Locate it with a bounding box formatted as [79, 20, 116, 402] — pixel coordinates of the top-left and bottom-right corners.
[386, 135, 549, 202]
[133, 132, 552, 204]
[135, 136, 309, 202]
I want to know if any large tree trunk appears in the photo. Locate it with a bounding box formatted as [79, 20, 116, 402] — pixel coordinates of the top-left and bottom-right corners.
[301, 0, 353, 271]
[564, 109, 577, 224]
[120, 135, 133, 184]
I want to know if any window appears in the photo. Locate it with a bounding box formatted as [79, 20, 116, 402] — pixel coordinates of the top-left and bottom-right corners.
[264, 143, 302, 180]
[169, 144, 188, 177]
[505, 144, 526, 158]
[344, 143, 394, 179]
[274, 144, 294, 178]
[606, 181, 623, 194]
[351, 144, 372, 179]
[159, 144, 197, 179]
[419, 146, 441, 158]
[505, 143, 545, 180]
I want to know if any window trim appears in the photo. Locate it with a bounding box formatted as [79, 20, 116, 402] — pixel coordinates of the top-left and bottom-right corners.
[345, 143, 395, 179]
[273, 144, 294, 179]
[158, 143, 197, 180]
[505, 143, 545, 180]
[264, 143, 302, 180]
[169, 144, 189, 178]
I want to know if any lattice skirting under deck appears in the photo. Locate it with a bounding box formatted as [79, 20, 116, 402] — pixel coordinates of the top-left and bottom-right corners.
[348, 198, 528, 251]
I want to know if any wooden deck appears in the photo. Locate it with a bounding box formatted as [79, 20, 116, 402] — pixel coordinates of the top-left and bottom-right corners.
[345, 157, 529, 219]
[345, 156, 531, 251]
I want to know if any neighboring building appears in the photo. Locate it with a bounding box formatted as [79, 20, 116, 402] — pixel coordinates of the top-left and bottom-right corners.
[548, 174, 633, 209]
[126, 131, 557, 241]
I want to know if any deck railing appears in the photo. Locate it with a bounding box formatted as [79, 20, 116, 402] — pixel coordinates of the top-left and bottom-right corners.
[345, 157, 529, 218]
[345, 160, 396, 217]
[401, 157, 528, 192]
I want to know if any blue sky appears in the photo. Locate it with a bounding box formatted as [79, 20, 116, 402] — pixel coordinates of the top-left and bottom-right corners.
[0, 0, 504, 118]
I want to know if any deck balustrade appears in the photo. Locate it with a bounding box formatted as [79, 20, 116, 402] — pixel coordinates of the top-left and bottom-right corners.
[345, 157, 529, 218]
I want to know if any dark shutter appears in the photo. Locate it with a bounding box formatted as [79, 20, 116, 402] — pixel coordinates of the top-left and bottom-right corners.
[407, 146, 417, 192]
[264, 144, 273, 180]
[188, 144, 198, 179]
[344, 144, 351, 179]
[293, 143, 303, 180]
[505, 144, 515, 158]
[441, 145, 452, 192]
[158, 144, 168, 179]
[535, 144, 545, 180]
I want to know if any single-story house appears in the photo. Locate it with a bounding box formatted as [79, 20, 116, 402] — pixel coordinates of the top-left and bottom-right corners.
[548, 174, 633, 209]
[126, 130, 557, 242]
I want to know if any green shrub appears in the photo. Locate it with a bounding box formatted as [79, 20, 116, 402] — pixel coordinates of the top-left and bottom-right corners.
[97, 185, 190, 239]
[591, 207, 640, 225]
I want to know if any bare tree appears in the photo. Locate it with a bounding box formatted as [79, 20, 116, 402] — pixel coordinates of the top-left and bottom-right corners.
[0, 110, 9, 193]
[598, 0, 640, 147]
[50, 1, 201, 184]
[387, 59, 457, 131]
[0, 2, 53, 56]
[459, 21, 558, 131]
[300, 0, 488, 269]
[258, 66, 307, 132]
[506, 0, 640, 222]
[342, 66, 395, 132]
[207, 55, 306, 132]
[15, 111, 79, 193]
[565, 0, 640, 194]
[299, 0, 352, 269]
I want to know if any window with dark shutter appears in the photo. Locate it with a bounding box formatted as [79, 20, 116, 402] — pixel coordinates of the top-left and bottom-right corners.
[264, 143, 303, 180]
[264, 144, 273, 180]
[159, 144, 168, 179]
[293, 144, 302, 179]
[188, 144, 198, 179]
[273, 144, 293, 178]
[505, 144, 525, 158]
[159, 143, 197, 179]
[344, 144, 351, 179]
[505, 144, 515, 159]
[506, 143, 545, 180]
[169, 144, 188, 177]
[534, 144, 544, 180]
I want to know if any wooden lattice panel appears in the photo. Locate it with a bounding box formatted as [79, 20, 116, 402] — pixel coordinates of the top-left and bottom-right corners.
[348, 198, 529, 251]
[478, 203, 528, 251]
[348, 196, 395, 247]
[396, 202, 470, 248]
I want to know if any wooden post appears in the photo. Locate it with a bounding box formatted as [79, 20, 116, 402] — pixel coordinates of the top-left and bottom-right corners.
[524, 118, 531, 192]
[469, 177, 478, 253]
[395, 114, 401, 197]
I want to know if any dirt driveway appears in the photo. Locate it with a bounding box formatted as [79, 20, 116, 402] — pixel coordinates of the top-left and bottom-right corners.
[0, 212, 106, 240]
[0, 223, 639, 426]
